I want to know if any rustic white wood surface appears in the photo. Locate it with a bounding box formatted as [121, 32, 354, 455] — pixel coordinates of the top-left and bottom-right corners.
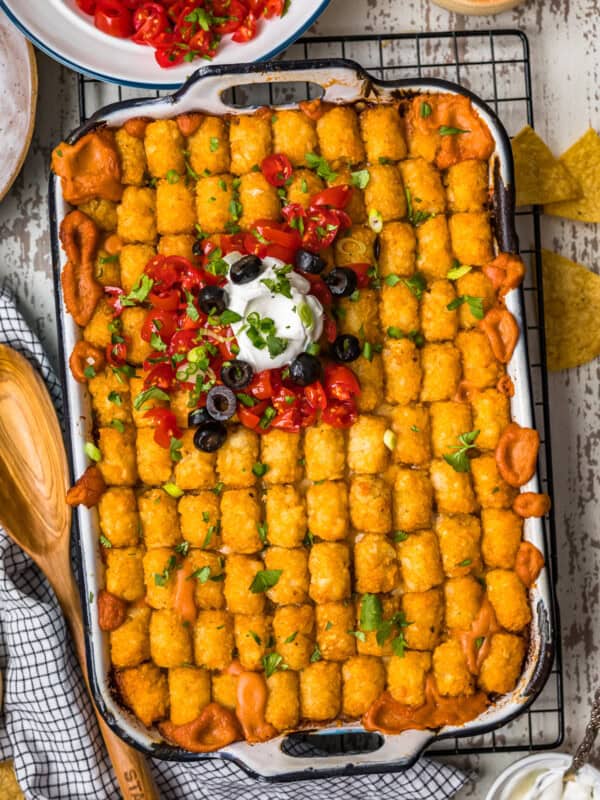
[0, 1, 598, 797]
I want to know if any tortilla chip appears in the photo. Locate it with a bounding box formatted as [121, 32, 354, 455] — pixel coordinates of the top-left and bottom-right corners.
[512, 126, 581, 207]
[545, 129, 600, 221]
[542, 249, 600, 370]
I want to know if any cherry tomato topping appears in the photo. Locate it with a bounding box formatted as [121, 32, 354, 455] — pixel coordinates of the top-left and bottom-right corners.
[231, 12, 257, 43]
[304, 381, 327, 410]
[106, 341, 128, 366]
[324, 364, 361, 403]
[212, 0, 246, 33]
[238, 399, 268, 430]
[141, 309, 178, 343]
[261, 153, 293, 188]
[263, 0, 285, 17]
[148, 288, 180, 311]
[144, 407, 182, 448]
[249, 370, 273, 400]
[132, 3, 168, 45]
[76, 0, 97, 13]
[311, 185, 353, 209]
[253, 220, 301, 250]
[321, 400, 357, 429]
[168, 329, 200, 355]
[94, 1, 134, 37]
[145, 362, 176, 391]
[155, 43, 187, 68]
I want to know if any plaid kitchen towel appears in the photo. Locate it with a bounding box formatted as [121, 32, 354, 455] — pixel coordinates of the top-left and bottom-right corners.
[0, 287, 469, 800]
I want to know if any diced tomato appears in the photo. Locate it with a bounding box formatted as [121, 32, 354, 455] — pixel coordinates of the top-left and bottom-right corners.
[304, 381, 327, 410]
[238, 399, 268, 430]
[141, 309, 178, 343]
[76, 0, 97, 14]
[311, 185, 353, 209]
[232, 12, 257, 43]
[94, 0, 134, 37]
[132, 3, 168, 45]
[105, 341, 127, 366]
[155, 42, 187, 67]
[174, 4, 201, 42]
[212, 0, 246, 33]
[144, 407, 182, 448]
[345, 262, 371, 289]
[263, 0, 285, 17]
[324, 315, 337, 343]
[148, 288, 180, 310]
[104, 286, 125, 315]
[253, 220, 301, 251]
[261, 153, 293, 188]
[303, 207, 351, 252]
[189, 29, 219, 58]
[248, 369, 274, 400]
[324, 364, 361, 403]
[321, 400, 357, 429]
[246, 0, 266, 14]
[144, 362, 176, 392]
[168, 329, 200, 355]
[219, 233, 246, 255]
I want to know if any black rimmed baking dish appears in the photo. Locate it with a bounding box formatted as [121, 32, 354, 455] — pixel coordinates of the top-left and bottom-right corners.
[49, 58, 557, 782]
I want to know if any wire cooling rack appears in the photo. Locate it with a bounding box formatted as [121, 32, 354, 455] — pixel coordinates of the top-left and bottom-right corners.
[77, 28, 563, 757]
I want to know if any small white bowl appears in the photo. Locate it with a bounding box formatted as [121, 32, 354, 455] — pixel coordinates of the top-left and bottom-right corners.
[486, 753, 600, 800]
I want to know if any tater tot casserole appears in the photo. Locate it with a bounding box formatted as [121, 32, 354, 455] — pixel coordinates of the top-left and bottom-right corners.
[52, 86, 550, 754]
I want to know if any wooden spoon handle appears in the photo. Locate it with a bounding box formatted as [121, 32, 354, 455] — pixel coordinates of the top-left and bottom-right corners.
[52, 565, 160, 800]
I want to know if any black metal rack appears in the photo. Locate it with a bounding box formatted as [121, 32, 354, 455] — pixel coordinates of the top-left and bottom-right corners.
[77, 28, 563, 758]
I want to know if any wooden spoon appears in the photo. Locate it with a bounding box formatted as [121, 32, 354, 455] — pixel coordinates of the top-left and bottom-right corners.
[0, 344, 159, 800]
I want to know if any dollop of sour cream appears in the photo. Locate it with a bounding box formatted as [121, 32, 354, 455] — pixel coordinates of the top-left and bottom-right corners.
[505, 766, 600, 800]
[223, 252, 324, 372]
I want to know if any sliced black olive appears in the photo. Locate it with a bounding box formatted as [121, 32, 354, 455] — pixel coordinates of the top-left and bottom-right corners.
[206, 385, 237, 421]
[221, 359, 254, 390]
[289, 352, 323, 387]
[193, 420, 227, 453]
[331, 334, 360, 363]
[198, 285, 227, 315]
[324, 267, 358, 298]
[188, 407, 211, 427]
[230, 254, 262, 285]
[192, 239, 204, 257]
[295, 248, 326, 275]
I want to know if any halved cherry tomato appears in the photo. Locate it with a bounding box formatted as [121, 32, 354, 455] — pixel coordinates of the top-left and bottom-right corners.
[220, 233, 246, 255]
[94, 0, 134, 37]
[303, 207, 351, 252]
[311, 185, 353, 209]
[263, 0, 285, 16]
[175, 4, 200, 42]
[324, 364, 361, 402]
[144, 407, 182, 448]
[261, 153, 293, 188]
[141, 309, 178, 343]
[144, 362, 176, 391]
[155, 43, 187, 68]
[212, 0, 246, 33]
[104, 286, 125, 315]
[249, 370, 273, 400]
[321, 400, 357, 428]
[189, 29, 219, 58]
[144, 255, 179, 289]
[246, 0, 266, 14]
[238, 399, 268, 430]
[148, 288, 180, 310]
[232, 12, 257, 43]
[168, 329, 200, 355]
[345, 263, 371, 289]
[76, 0, 97, 13]
[305, 381, 327, 410]
[106, 341, 128, 366]
[253, 220, 301, 251]
[132, 3, 168, 45]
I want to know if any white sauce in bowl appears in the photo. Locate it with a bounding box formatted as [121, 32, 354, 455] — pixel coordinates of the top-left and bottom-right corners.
[503, 766, 600, 800]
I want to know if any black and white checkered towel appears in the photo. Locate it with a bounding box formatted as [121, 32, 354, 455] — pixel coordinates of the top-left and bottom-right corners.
[0, 287, 469, 799]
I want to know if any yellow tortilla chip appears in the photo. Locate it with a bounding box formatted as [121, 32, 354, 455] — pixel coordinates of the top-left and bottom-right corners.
[542, 249, 600, 370]
[512, 125, 581, 207]
[545, 128, 600, 221]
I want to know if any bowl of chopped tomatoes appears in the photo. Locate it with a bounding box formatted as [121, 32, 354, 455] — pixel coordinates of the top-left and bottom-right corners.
[0, 0, 332, 88]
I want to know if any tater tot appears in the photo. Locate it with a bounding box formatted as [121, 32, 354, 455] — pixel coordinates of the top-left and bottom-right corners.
[119, 244, 155, 293]
[471, 454, 517, 509]
[97, 425, 137, 486]
[157, 234, 195, 260]
[84, 300, 113, 349]
[390, 404, 431, 466]
[349, 476, 392, 534]
[306, 481, 348, 541]
[363, 164, 407, 222]
[169, 666, 211, 726]
[456, 269, 496, 328]
[354, 534, 398, 594]
[194, 610, 234, 670]
[449, 212, 493, 266]
[379, 222, 416, 277]
[308, 542, 351, 603]
[300, 661, 342, 721]
[121, 307, 152, 365]
[211, 672, 238, 711]
[347, 414, 388, 475]
[272, 110, 317, 167]
[444, 576, 483, 630]
[115, 127, 146, 186]
[359, 105, 407, 163]
[304, 423, 345, 482]
[420, 343, 462, 403]
[98, 487, 139, 547]
[352, 354, 384, 412]
[286, 169, 323, 208]
[486, 569, 532, 631]
[316, 106, 365, 166]
[117, 187, 156, 243]
[445, 160, 489, 213]
[338, 289, 380, 343]
[265, 484, 306, 548]
[261, 429, 302, 484]
[110, 606, 150, 668]
[416, 215, 454, 281]
[195, 174, 234, 234]
[431, 458, 478, 515]
[334, 224, 376, 266]
[433, 640, 474, 696]
[273, 604, 315, 671]
[178, 492, 221, 550]
[315, 602, 356, 661]
[264, 547, 309, 605]
[174, 429, 216, 490]
[387, 651, 431, 706]
[471, 389, 511, 451]
[342, 655, 386, 718]
[229, 114, 272, 175]
[138, 489, 181, 549]
[382, 338, 422, 406]
[481, 508, 523, 569]
[238, 172, 280, 231]
[224, 554, 265, 615]
[478, 633, 526, 695]
[456, 330, 503, 389]
[188, 550, 225, 610]
[144, 119, 185, 178]
[156, 178, 196, 235]
[380, 282, 420, 334]
[143, 547, 176, 609]
[435, 513, 482, 578]
[402, 589, 444, 651]
[188, 116, 230, 176]
[393, 468, 433, 532]
[105, 547, 145, 602]
[421, 279, 458, 342]
[429, 400, 473, 459]
[135, 428, 172, 486]
[89, 369, 132, 428]
[355, 595, 401, 657]
[396, 530, 444, 593]
[329, 167, 366, 223]
[117, 662, 168, 727]
[400, 157, 446, 214]
[266, 671, 300, 732]
[220, 488, 262, 554]
[216, 426, 259, 489]
[149, 609, 192, 668]
[234, 614, 270, 671]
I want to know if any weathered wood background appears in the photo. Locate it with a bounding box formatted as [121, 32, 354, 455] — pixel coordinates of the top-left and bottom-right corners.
[0, 1, 598, 796]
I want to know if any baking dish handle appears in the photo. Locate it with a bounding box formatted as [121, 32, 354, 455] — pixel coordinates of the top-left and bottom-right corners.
[222, 728, 433, 779]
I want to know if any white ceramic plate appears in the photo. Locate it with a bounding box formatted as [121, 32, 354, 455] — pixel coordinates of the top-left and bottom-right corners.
[0, 0, 330, 89]
[0, 12, 37, 202]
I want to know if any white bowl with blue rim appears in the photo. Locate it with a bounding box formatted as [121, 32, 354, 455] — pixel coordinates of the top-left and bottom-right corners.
[0, 0, 331, 89]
